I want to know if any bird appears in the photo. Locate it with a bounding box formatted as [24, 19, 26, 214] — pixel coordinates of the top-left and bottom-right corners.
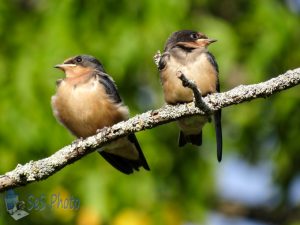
[51, 54, 150, 174]
[158, 30, 223, 162]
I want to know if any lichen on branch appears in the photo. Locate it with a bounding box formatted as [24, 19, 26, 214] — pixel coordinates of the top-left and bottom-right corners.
[0, 67, 299, 192]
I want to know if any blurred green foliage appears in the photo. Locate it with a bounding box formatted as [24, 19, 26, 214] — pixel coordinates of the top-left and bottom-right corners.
[0, 0, 299, 224]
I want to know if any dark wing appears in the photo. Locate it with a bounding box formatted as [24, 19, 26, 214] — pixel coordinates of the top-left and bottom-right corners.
[207, 52, 223, 161]
[98, 134, 150, 174]
[206, 52, 219, 74]
[127, 133, 150, 171]
[96, 71, 122, 103]
[95, 71, 149, 174]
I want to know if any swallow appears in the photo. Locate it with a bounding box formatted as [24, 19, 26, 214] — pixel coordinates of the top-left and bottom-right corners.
[51, 55, 150, 174]
[158, 30, 223, 162]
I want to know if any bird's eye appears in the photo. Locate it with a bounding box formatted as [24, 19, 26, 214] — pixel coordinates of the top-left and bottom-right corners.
[75, 56, 82, 63]
[190, 33, 199, 39]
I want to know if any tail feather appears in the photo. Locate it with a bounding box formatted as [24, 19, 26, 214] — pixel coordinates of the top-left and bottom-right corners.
[214, 109, 223, 162]
[178, 131, 203, 147]
[98, 133, 150, 174]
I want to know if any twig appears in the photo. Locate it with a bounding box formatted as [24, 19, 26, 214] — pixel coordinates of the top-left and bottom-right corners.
[176, 71, 211, 114]
[0, 68, 299, 192]
[216, 200, 300, 224]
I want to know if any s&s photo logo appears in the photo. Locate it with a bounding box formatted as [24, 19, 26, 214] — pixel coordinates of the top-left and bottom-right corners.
[4, 189, 29, 220]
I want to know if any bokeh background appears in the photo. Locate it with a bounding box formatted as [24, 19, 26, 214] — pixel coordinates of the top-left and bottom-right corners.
[0, 0, 300, 224]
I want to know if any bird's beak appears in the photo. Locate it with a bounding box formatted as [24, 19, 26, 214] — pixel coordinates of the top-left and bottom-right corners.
[206, 39, 217, 44]
[196, 38, 217, 47]
[54, 63, 76, 71]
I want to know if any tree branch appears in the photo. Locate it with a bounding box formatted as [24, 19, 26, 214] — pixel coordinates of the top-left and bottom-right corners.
[0, 68, 299, 192]
[215, 200, 300, 224]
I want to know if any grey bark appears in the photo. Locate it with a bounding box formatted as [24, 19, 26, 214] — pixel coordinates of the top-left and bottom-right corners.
[0, 67, 299, 192]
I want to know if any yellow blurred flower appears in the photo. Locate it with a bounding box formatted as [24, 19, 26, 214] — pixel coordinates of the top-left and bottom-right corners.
[112, 209, 151, 225]
[50, 186, 77, 222]
[77, 206, 102, 225]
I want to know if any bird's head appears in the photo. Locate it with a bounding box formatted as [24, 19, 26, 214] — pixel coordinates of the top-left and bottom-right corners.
[54, 55, 105, 78]
[164, 30, 217, 51]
